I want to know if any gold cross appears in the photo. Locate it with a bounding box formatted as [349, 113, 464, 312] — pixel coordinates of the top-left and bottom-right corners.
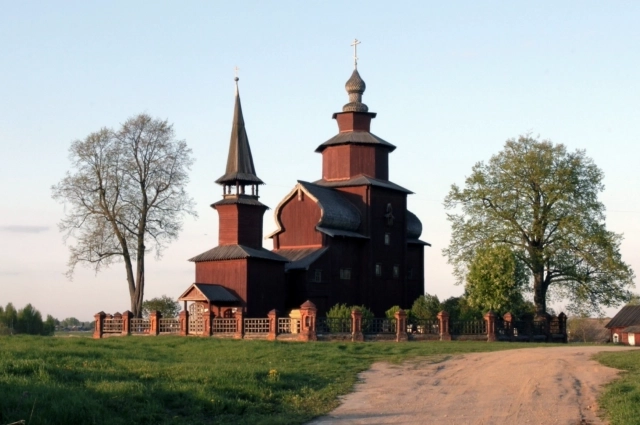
[351, 39, 361, 69]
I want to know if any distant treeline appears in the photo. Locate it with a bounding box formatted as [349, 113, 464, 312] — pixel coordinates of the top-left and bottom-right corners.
[0, 302, 93, 336]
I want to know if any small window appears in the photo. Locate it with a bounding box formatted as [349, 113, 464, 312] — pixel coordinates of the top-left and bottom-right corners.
[407, 268, 414, 280]
[384, 233, 391, 245]
[393, 265, 400, 278]
[313, 269, 322, 282]
[340, 268, 351, 280]
[375, 263, 382, 277]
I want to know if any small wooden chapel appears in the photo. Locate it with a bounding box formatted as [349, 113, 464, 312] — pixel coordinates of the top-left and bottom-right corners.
[178, 51, 429, 318]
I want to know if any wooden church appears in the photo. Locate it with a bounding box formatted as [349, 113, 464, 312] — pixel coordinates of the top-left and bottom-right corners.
[178, 61, 429, 317]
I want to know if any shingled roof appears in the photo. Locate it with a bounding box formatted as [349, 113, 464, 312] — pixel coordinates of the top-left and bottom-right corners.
[189, 244, 287, 263]
[276, 247, 328, 271]
[315, 131, 396, 153]
[178, 283, 240, 303]
[605, 305, 640, 328]
[216, 79, 264, 186]
[314, 175, 413, 194]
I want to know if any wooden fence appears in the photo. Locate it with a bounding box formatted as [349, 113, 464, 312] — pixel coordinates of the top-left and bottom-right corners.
[93, 303, 567, 343]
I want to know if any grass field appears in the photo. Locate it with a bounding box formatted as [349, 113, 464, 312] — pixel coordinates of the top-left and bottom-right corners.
[0, 337, 634, 425]
[0, 336, 547, 425]
[594, 350, 640, 425]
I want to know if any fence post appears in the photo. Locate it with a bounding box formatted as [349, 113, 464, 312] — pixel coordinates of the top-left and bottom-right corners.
[267, 309, 278, 341]
[149, 311, 161, 336]
[351, 309, 364, 342]
[437, 311, 451, 341]
[203, 310, 214, 337]
[395, 309, 408, 342]
[484, 311, 496, 342]
[179, 309, 189, 336]
[93, 311, 106, 339]
[299, 300, 317, 342]
[234, 310, 244, 339]
[121, 311, 133, 336]
[558, 312, 567, 343]
[535, 313, 551, 342]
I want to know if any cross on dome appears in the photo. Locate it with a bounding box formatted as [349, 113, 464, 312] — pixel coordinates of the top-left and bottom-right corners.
[351, 39, 361, 69]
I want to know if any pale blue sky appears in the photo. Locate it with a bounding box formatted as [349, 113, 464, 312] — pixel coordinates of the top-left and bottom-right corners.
[1, 2, 638, 320]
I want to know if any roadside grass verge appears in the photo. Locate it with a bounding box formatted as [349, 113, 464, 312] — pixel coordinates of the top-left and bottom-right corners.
[595, 350, 640, 425]
[0, 336, 545, 425]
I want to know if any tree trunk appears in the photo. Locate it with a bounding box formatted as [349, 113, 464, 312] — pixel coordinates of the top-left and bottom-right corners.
[533, 269, 547, 318]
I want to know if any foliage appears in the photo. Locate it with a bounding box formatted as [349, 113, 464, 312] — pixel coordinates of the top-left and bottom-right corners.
[595, 351, 640, 425]
[52, 114, 196, 317]
[441, 296, 483, 321]
[142, 295, 181, 318]
[444, 135, 634, 316]
[465, 245, 529, 315]
[0, 302, 53, 335]
[566, 316, 609, 343]
[0, 336, 548, 425]
[627, 294, 640, 306]
[326, 304, 373, 321]
[410, 294, 442, 320]
[385, 305, 401, 320]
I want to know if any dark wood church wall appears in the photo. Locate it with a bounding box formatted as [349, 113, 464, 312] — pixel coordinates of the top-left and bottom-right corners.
[246, 259, 285, 317]
[406, 244, 426, 306]
[216, 204, 264, 248]
[195, 259, 248, 306]
[276, 194, 323, 248]
[334, 186, 369, 235]
[321, 145, 389, 181]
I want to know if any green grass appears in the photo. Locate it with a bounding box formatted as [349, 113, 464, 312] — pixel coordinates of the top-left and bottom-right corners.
[0, 336, 546, 425]
[594, 350, 640, 425]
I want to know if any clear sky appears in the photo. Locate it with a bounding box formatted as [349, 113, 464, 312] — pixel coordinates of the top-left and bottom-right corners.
[1, 1, 638, 321]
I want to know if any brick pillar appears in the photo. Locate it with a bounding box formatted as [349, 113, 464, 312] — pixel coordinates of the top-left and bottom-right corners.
[121, 311, 133, 336]
[93, 311, 106, 339]
[484, 311, 496, 342]
[503, 312, 513, 338]
[267, 309, 278, 341]
[437, 311, 451, 341]
[395, 309, 408, 342]
[179, 310, 189, 336]
[299, 300, 317, 342]
[203, 310, 214, 337]
[149, 311, 161, 336]
[351, 309, 364, 342]
[234, 310, 244, 339]
[558, 312, 567, 343]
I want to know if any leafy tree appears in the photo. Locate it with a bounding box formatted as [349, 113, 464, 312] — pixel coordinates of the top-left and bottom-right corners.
[43, 315, 56, 336]
[628, 294, 640, 306]
[410, 294, 442, 320]
[2, 302, 18, 333]
[441, 296, 483, 321]
[385, 305, 401, 320]
[444, 135, 634, 316]
[16, 304, 44, 335]
[52, 114, 196, 317]
[142, 295, 181, 318]
[465, 245, 529, 315]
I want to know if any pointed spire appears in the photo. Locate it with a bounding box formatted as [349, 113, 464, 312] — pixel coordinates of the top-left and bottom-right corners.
[215, 76, 264, 186]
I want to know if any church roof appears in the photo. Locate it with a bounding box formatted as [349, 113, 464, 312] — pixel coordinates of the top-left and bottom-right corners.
[178, 283, 240, 303]
[276, 247, 328, 271]
[406, 210, 422, 239]
[189, 244, 287, 263]
[216, 78, 264, 186]
[315, 131, 396, 153]
[298, 181, 361, 232]
[211, 195, 268, 208]
[267, 181, 364, 239]
[314, 175, 413, 194]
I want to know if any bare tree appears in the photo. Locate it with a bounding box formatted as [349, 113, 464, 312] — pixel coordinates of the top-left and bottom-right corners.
[52, 114, 196, 317]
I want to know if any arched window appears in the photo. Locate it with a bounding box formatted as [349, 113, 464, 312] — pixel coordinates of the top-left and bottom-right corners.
[613, 333, 619, 344]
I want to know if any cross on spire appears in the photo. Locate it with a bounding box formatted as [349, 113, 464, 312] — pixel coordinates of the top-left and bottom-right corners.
[351, 39, 361, 69]
[234, 66, 240, 80]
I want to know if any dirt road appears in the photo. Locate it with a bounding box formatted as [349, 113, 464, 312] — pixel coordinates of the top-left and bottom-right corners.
[309, 346, 636, 425]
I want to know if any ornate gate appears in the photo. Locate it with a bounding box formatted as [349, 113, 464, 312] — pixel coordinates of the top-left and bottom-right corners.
[188, 303, 204, 335]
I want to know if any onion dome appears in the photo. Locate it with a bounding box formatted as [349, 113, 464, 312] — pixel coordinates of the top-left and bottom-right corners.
[343, 69, 369, 113]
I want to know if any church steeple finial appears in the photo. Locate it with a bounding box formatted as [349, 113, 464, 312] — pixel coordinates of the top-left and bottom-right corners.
[215, 74, 264, 193]
[343, 39, 369, 113]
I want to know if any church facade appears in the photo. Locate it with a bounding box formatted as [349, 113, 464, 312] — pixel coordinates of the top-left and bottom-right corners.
[179, 66, 429, 318]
